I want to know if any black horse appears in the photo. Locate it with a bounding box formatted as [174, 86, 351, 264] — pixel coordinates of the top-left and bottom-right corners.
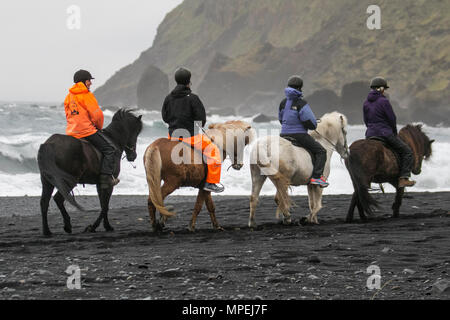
[37, 109, 143, 236]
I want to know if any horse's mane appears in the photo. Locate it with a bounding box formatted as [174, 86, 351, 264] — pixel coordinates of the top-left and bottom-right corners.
[112, 108, 137, 121]
[111, 108, 143, 132]
[400, 124, 433, 159]
[208, 120, 252, 131]
[312, 111, 347, 140]
[319, 112, 348, 128]
[207, 120, 255, 149]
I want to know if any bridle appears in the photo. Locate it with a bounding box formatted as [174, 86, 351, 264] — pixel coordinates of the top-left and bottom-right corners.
[314, 126, 349, 160]
[121, 145, 137, 168]
[124, 145, 136, 153]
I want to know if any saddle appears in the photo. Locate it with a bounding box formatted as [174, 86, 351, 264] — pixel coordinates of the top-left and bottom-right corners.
[175, 140, 209, 190]
[79, 138, 102, 160]
[282, 136, 316, 163]
[368, 137, 401, 167]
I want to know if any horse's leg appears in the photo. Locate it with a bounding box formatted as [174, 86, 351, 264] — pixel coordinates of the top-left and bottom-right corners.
[249, 168, 267, 228]
[346, 192, 357, 223]
[158, 182, 179, 228]
[306, 185, 323, 225]
[189, 190, 207, 232]
[278, 185, 292, 225]
[274, 191, 282, 220]
[147, 196, 157, 231]
[40, 177, 54, 237]
[99, 186, 114, 232]
[205, 192, 223, 231]
[84, 185, 113, 233]
[357, 196, 367, 221]
[53, 192, 72, 234]
[392, 187, 405, 218]
[268, 175, 292, 225]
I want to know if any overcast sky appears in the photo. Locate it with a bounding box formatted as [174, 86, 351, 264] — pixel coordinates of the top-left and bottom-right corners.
[0, 0, 183, 103]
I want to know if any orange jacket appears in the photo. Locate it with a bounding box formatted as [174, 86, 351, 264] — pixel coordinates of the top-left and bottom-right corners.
[64, 82, 104, 139]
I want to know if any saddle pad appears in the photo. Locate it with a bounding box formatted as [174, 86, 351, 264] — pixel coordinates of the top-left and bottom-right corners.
[174, 140, 208, 190]
[79, 138, 102, 160]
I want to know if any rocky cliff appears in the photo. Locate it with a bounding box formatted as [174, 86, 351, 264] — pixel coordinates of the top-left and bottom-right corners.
[95, 0, 450, 125]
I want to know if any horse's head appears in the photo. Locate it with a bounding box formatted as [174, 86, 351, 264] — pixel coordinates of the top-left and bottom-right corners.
[109, 109, 143, 162]
[207, 120, 255, 171]
[315, 112, 349, 159]
[399, 124, 434, 175]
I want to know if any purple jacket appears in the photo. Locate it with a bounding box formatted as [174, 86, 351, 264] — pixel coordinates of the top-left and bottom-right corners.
[363, 90, 398, 138]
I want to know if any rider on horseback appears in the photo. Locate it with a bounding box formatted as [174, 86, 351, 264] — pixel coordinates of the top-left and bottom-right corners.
[162, 67, 224, 193]
[279, 76, 329, 188]
[363, 77, 415, 188]
[64, 69, 119, 189]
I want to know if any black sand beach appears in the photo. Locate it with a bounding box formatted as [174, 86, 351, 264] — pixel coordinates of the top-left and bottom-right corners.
[0, 192, 449, 300]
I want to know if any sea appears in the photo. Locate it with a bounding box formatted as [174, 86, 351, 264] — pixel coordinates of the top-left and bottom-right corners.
[0, 102, 449, 197]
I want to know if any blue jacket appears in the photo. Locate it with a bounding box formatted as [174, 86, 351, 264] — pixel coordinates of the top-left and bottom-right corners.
[363, 90, 398, 138]
[279, 87, 317, 134]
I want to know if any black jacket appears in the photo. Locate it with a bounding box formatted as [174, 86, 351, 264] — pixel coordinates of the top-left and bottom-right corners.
[162, 85, 207, 137]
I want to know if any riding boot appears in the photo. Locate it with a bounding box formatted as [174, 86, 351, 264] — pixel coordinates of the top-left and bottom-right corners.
[100, 174, 120, 189]
[398, 177, 416, 188]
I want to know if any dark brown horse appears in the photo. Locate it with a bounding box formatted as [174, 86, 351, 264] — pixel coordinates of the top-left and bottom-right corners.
[144, 120, 254, 232]
[37, 109, 143, 236]
[345, 124, 434, 222]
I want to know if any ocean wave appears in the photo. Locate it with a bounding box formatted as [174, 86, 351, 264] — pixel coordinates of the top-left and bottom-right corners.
[0, 104, 449, 197]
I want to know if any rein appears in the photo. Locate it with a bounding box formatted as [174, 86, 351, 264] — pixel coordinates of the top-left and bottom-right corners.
[314, 130, 339, 150]
[313, 126, 348, 160]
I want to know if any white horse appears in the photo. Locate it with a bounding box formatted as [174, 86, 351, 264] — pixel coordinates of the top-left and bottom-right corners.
[249, 112, 349, 227]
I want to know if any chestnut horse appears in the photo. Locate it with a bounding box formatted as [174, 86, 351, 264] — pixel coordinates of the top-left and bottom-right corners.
[144, 120, 255, 232]
[345, 124, 434, 222]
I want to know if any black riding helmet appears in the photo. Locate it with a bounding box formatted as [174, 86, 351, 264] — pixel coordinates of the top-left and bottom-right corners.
[175, 67, 191, 85]
[287, 75, 303, 90]
[370, 77, 390, 89]
[74, 69, 94, 84]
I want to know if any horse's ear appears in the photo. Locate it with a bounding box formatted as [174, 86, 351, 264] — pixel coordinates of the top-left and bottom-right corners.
[138, 115, 142, 120]
[245, 125, 252, 131]
[208, 124, 216, 129]
[430, 139, 435, 145]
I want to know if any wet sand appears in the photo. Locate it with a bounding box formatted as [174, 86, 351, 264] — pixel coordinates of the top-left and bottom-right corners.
[0, 192, 449, 300]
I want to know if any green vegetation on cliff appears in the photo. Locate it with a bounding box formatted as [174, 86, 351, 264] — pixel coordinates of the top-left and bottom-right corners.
[95, 0, 450, 124]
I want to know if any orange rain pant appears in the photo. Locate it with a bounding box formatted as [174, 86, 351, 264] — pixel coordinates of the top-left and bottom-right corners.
[170, 134, 222, 184]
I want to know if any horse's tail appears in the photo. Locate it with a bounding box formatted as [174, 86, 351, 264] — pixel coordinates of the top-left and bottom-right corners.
[345, 150, 378, 215]
[254, 139, 279, 176]
[269, 172, 292, 218]
[144, 145, 176, 217]
[37, 143, 84, 211]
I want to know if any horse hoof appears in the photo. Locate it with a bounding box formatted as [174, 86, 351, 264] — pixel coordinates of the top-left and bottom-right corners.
[43, 231, 53, 238]
[188, 226, 196, 233]
[64, 226, 72, 234]
[299, 217, 309, 226]
[215, 226, 225, 232]
[84, 225, 96, 233]
[283, 219, 292, 226]
[104, 223, 115, 232]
